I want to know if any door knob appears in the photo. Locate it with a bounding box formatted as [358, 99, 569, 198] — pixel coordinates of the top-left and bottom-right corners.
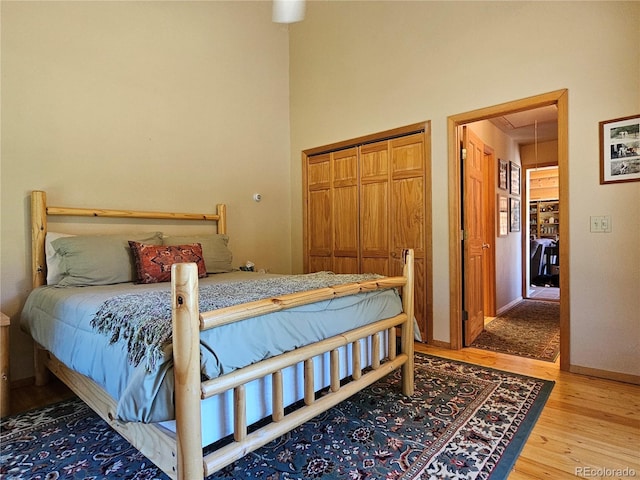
[482, 243, 490, 249]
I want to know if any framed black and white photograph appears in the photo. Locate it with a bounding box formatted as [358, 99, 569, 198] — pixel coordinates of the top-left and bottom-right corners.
[498, 159, 508, 191]
[510, 162, 520, 196]
[498, 194, 508, 237]
[599, 114, 640, 184]
[510, 198, 520, 232]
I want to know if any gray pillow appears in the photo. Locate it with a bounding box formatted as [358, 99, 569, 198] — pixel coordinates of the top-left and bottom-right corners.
[45, 232, 75, 285]
[162, 234, 233, 273]
[53, 232, 163, 286]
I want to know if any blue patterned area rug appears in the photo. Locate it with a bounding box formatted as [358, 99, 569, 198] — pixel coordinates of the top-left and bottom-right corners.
[0, 353, 553, 479]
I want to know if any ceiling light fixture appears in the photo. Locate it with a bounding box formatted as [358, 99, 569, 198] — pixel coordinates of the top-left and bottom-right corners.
[272, 0, 306, 24]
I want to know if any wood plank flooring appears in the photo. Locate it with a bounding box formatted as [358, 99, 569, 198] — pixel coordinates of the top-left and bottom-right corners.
[8, 375, 75, 416]
[5, 344, 640, 479]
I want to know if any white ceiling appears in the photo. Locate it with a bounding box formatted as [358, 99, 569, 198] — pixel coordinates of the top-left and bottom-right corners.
[489, 105, 558, 145]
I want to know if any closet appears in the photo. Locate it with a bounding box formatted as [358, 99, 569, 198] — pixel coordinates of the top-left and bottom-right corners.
[302, 123, 431, 341]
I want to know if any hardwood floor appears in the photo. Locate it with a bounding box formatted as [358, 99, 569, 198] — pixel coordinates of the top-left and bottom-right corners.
[6, 344, 640, 479]
[8, 375, 75, 416]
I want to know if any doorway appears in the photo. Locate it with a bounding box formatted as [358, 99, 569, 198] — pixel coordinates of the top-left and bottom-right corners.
[526, 165, 560, 301]
[447, 89, 570, 371]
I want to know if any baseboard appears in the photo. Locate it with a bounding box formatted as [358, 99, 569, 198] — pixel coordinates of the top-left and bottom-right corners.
[496, 297, 523, 317]
[570, 364, 640, 385]
[428, 339, 451, 349]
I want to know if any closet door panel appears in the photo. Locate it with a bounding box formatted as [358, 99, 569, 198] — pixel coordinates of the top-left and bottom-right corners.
[333, 185, 358, 267]
[333, 148, 358, 186]
[391, 177, 425, 254]
[360, 141, 390, 275]
[361, 257, 389, 276]
[390, 133, 425, 179]
[332, 148, 359, 273]
[360, 141, 389, 181]
[308, 256, 332, 273]
[307, 154, 331, 189]
[360, 182, 388, 258]
[306, 154, 332, 272]
[413, 259, 426, 338]
[304, 124, 430, 342]
[333, 257, 359, 274]
[389, 135, 427, 340]
[307, 189, 332, 266]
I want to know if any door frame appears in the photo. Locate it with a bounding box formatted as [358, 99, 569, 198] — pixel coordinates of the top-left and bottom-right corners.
[447, 89, 570, 371]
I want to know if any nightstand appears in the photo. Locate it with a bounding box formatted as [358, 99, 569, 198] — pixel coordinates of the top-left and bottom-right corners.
[1, 312, 9, 417]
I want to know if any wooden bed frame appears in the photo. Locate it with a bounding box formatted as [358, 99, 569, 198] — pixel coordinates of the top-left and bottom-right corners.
[29, 190, 415, 479]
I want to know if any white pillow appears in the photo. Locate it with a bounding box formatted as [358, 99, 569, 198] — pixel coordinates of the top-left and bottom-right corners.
[46, 232, 74, 285]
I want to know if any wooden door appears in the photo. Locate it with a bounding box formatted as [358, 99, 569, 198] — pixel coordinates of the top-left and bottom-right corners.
[305, 153, 333, 273]
[332, 148, 359, 273]
[389, 134, 427, 341]
[462, 127, 485, 346]
[303, 122, 432, 343]
[360, 141, 390, 276]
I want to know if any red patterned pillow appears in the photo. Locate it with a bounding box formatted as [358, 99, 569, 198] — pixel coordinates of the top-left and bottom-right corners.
[128, 241, 207, 284]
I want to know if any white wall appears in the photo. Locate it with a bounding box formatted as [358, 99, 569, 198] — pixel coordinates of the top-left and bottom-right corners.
[289, 1, 640, 377]
[1, 1, 293, 381]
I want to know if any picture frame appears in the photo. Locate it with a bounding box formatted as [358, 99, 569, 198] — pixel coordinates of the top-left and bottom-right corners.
[510, 197, 520, 232]
[498, 159, 508, 191]
[498, 194, 508, 237]
[510, 162, 520, 196]
[599, 114, 640, 184]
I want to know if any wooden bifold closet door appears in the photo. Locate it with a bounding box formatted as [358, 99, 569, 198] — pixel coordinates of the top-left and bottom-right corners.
[303, 124, 431, 341]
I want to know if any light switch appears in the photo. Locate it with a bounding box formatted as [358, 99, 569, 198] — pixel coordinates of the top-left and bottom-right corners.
[590, 215, 611, 233]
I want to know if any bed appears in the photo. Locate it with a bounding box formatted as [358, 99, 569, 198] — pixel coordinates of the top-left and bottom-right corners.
[21, 190, 415, 479]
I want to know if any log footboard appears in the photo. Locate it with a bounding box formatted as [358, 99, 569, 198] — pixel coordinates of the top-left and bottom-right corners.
[172, 249, 415, 479]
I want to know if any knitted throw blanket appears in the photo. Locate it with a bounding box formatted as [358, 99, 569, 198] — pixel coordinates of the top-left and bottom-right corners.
[91, 272, 382, 371]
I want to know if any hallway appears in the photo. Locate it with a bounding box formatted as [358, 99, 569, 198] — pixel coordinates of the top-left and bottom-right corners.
[528, 285, 560, 301]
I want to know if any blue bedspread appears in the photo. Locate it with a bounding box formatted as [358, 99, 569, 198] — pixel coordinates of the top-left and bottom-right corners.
[21, 271, 403, 423]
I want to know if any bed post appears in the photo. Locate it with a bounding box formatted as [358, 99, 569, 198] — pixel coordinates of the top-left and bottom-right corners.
[172, 262, 205, 480]
[31, 191, 47, 289]
[31, 191, 51, 386]
[216, 204, 227, 235]
[401, 249, 415, 396]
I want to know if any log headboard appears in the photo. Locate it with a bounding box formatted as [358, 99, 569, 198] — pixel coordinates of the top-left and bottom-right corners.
[30, 190, 227, 288]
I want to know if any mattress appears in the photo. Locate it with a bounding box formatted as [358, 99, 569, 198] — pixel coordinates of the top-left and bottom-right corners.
[20, 271, 404, 434]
